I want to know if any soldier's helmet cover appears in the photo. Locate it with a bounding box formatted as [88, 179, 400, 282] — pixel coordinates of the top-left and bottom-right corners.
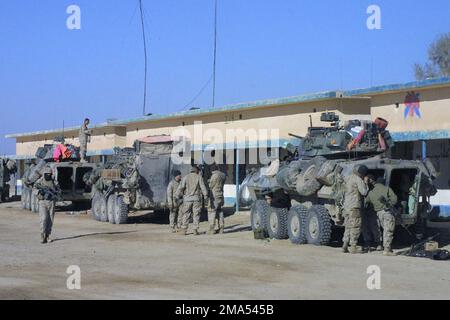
[172, 170, 182, 177]
[6, 160, 16, 171]
[357, 165, 369, 176]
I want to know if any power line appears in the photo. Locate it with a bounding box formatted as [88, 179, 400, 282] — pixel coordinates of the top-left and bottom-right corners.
[119, 1, 139, 46]
[212, 0, 218, 108]
[139, 0, 149, 116]
[181, 74, 214, 111]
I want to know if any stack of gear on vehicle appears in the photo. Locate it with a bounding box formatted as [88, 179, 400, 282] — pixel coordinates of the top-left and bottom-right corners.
[35, 137, 80, 163]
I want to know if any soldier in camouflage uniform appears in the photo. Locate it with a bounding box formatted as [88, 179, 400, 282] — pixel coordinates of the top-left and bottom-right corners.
[361, 174, 383, 252]
[207, 165, 226, 235]
[79, 118, 92, 163]
[365, 177, 398, 256]
[167, 170, 182, 233]
[176, 165, 209, 236]
[0, 159, 16, 202]
[35, 167, 61, 244]
[342, 165, 369, 254]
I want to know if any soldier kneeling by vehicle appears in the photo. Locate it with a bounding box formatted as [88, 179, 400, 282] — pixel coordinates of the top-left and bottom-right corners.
[364, 177, 398, 256]
[35, 167, 61, 244]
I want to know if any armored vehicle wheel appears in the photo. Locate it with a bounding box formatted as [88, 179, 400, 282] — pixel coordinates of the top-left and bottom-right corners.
[107, 195, 116, 224]
[250, 200, 269, 234]
[114, 196, 128, 224]
[305, 205, 332, 245]
[92, 193, 106, 222]
[287, 205, 308, 244]
[266, 207, 289, 240]
[91, 194, 100, 221]
[99, 196, 108, 222]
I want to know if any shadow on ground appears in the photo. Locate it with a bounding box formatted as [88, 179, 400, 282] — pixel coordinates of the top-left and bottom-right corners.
[53, 231, 137, 242]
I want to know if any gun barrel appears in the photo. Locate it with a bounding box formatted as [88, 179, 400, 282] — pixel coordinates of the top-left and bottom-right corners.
[288, 133, 303, 140]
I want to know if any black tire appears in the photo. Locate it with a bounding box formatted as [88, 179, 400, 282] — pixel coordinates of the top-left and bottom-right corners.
[107, 195, 116, 224]
[99, 195, 108, 222]
[288, 205, 308, 244]
[92, 193, 104, 222]
[305, 205, 332, 246]
[250, 200, 270, 234]
[114, 196, 128, 224]
[266, 207, 289, 240]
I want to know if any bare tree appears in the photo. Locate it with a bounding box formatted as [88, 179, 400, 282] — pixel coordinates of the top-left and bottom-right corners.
[414, 32, 450, 80]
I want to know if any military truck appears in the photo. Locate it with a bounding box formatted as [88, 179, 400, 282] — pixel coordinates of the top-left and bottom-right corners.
[21, 141, 99, 213]
[88, 135, 191, 224]
[0, 158, 17, 202]
[246, 112, 438, 245]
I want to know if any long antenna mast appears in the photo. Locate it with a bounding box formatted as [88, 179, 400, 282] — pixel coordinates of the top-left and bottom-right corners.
[212, 0, 218, 108]
[139, 0, 148, 115]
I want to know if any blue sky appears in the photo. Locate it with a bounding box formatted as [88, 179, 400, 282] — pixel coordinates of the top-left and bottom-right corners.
[0, 0, 449, 154]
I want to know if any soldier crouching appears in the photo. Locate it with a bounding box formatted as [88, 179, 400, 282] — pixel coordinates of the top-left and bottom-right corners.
[365, 177, 398, 256]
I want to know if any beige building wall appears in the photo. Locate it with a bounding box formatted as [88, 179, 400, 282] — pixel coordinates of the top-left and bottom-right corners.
[125, 98, 371, 147]
[370, 86, 450, 133]
[12, 84, 450, 156]
[16, 126, 127, 156]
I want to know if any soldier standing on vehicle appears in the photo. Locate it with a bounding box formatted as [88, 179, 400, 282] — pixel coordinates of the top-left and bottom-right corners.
[208, 164, 226, 235]
[79, 118, 92, 163]
[362, 174, 383, 252]
[167, 170, 182, 233]
[342, 165, 369, 254]
[365, 177, 398, 256]
[176, 165, 209, 236]
[35, 167, 61, 244]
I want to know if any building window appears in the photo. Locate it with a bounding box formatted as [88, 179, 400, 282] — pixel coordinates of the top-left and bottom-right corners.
[239, 114, 243, 120]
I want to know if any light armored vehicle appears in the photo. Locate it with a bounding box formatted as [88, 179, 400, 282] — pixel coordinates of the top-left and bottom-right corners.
[245, 112, 438, 245]
[21, 142, 99, 212]
[88, 135, 191, 224]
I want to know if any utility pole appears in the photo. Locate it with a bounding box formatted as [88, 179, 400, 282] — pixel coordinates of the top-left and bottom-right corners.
[139, 0, 148, 116]
[212, 0, 218, 108]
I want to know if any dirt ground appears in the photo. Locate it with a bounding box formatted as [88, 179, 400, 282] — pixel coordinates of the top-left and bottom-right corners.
[0, 201, 449, 300]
